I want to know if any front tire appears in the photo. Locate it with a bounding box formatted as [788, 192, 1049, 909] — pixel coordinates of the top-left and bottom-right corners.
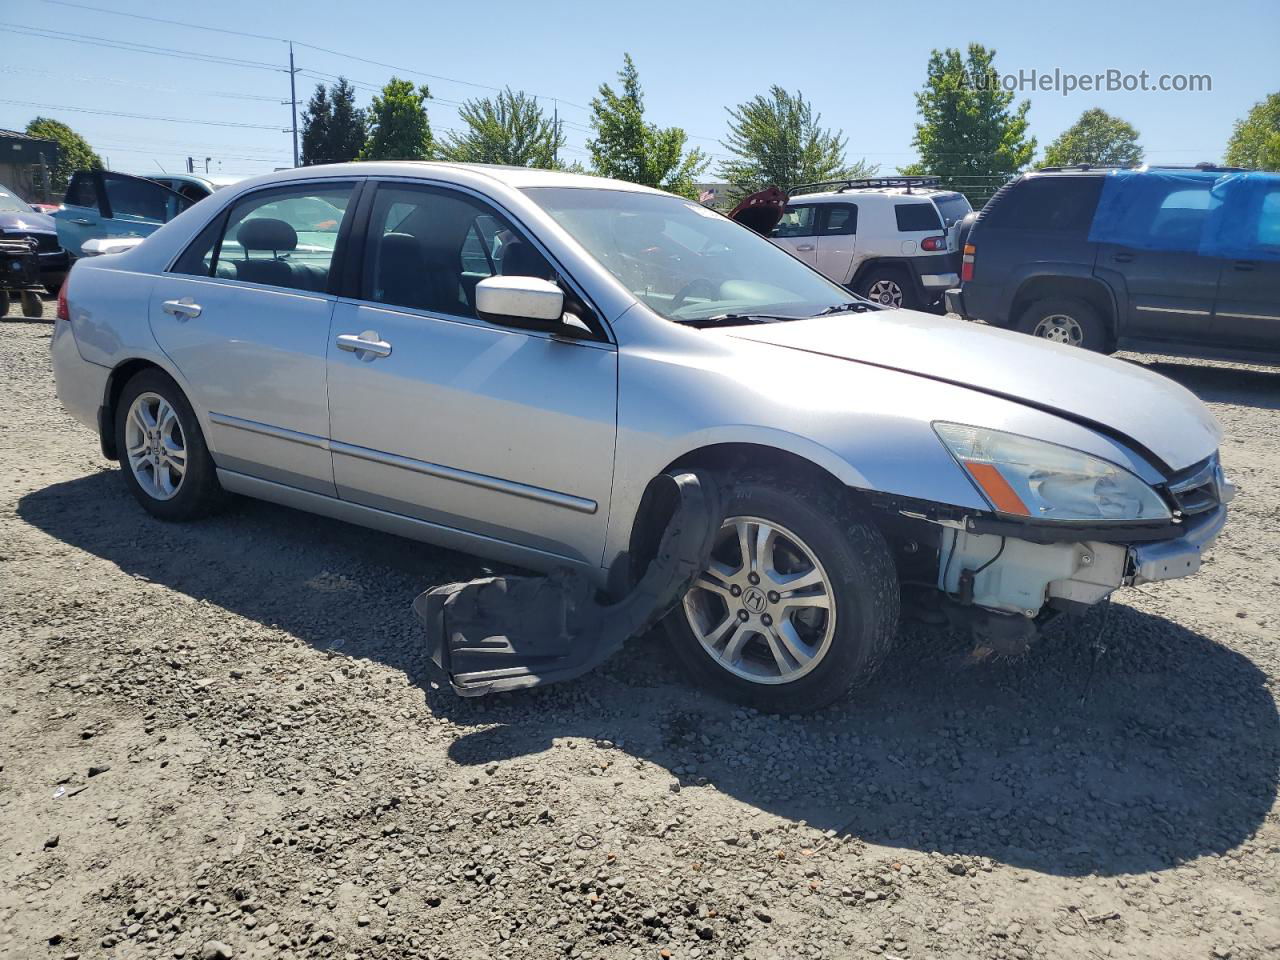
[1017, 297, 1110, 352]
[663, 473, 899, 713]
[114, 369, 225, 521]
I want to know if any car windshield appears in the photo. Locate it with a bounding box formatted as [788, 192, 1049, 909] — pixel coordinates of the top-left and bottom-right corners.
[0, 188, 35, 214]
[522, 187, 853, 322]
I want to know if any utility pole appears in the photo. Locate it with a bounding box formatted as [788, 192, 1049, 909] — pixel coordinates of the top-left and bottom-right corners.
[204, 157, 211, 174]
[289, 41, 300, 168]
[186, 156, 194, 173]
[553, 99, 559, 168]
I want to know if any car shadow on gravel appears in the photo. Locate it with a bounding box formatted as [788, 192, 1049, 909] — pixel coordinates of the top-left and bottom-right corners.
[1124, 358, 1280, 410]
[19, 470, 1279, 879]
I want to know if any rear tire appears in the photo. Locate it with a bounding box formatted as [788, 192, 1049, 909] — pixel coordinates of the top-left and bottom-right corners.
[21, 291, 42, 318]
[663, 472, 899, 713]
[1017, 297, 1110, 352]
[114, 369, 226, 521]
[857, 266, 918, 310]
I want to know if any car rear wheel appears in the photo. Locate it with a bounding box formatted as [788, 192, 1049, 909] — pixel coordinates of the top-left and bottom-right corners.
[115, 369, 226, 521]
[1017, 297, 1110, 352]
[857, 267, 918, 310]
[663, 473, 899, 713]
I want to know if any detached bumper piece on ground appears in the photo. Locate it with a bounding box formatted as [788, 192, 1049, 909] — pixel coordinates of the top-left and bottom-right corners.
[0, 237, 45, 319]
[414, 470, 726, 697]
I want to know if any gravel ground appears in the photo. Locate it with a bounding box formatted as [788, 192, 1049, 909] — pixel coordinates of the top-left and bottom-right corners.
[1, 301, 1277, 960]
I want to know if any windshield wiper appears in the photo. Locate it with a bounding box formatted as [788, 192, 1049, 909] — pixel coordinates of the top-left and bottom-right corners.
[814, 300, 879, 316]
[674, 313, 795, 327]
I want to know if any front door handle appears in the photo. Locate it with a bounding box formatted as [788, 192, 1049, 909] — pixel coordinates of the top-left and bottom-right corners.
[1233, 261, 1256, 272]
[795, 243, 816, 251]
[161, 297, 202, 320]
[1113, 252, 1134, 263]
[70, 218, 95, 226]
[336, 331, 392, 359]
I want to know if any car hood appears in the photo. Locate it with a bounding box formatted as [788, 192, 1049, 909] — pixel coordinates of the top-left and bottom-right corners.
[722, 309, 1222, 473]
[0, 210, 56, 234]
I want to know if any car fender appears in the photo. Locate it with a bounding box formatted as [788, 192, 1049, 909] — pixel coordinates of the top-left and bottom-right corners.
[1008, 262, 1120, 331]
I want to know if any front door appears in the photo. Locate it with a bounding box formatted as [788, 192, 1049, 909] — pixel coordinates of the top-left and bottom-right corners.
[814, 203, 858, 283]
[768, 204, 819, 267]
[148, 180, 358, 495]
[1212, 181, 1280, 351]
[326, 181, 618, 567]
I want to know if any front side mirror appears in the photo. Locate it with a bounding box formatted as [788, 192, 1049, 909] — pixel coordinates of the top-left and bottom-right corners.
[476, 275, 564, 326]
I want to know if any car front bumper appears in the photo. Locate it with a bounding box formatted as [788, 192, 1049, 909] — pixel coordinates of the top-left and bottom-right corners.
[1129, 502, 1228, 585]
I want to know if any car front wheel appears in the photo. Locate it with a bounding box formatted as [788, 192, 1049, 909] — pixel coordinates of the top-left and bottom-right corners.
[663, 473, 899, 713]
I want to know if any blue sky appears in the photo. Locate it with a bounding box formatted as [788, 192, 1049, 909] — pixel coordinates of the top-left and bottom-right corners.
[2, 0, 1276, 182]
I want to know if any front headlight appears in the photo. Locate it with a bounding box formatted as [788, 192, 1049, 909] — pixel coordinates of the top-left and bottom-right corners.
[934, 422, 1171, 522]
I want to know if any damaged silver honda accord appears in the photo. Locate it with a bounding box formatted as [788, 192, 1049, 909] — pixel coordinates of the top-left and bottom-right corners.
[51, 163, 1232, 712]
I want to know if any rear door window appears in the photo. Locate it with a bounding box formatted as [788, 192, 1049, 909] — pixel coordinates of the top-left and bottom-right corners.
[771, 205, 818, 238]
[820, 204, 857, 235]
[894, 202, 944, 232]
[933, 193, 972, 227]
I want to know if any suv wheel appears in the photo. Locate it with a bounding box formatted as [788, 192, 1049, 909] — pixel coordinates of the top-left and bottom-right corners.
[1017, 297, 1110, 352]
[115, 369, 226, 521]
[663, 473, 899, 713]
[857, 268, 917, 310]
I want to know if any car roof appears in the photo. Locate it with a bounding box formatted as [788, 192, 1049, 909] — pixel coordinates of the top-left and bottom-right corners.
[241, 161, 671, 196]
[790, 187, 954, 203]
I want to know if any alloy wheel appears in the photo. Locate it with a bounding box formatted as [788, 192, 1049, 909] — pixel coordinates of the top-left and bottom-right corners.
[681, 516, 836, 685]
[124, 392, 188, 501]
[866, 279, 903, 307]
[1032, 313, 1084, 346]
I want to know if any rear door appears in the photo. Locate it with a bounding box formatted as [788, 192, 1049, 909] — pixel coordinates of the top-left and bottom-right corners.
[814, 203, 857, 283]
[1212, 181, 1280, 351]
[53, 172, 190, 256]
[148, 179, 358, 495]
[1093, 177, 1223, 344]
[768, 204, 819, 266]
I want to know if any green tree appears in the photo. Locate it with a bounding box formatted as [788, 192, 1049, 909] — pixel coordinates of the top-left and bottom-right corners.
[905, 44, 1035, 204]
[438, 88, 565, 168]
[24, 117, 102, 193]
[1042, 108, 1143, 167]
[719, 86, 875, 194]
[327, 78, 367, 164]
[300, 83, 332, 165]
[1224, 92, 1280, 170]
[586, 54, 707, 198]
[360, 78, 433, 161]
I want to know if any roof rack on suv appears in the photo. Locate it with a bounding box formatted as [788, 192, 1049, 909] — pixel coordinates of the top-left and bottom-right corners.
[789, 176, 942, 196]
[1036, 162, 1247, 173]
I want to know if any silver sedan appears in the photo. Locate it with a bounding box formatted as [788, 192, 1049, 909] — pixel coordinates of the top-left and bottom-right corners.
[51, 163, 1231, 712]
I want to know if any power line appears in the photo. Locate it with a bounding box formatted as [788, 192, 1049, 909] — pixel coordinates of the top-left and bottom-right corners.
[0, 65, 282, 103]
[0, 98, 284, 130]
[0, 22, 285, 71]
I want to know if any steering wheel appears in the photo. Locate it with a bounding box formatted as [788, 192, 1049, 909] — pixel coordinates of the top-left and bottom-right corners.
[669, 278, 720, 314]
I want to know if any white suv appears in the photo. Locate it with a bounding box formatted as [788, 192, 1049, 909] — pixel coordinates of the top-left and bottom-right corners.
[732, 177, 972, 310]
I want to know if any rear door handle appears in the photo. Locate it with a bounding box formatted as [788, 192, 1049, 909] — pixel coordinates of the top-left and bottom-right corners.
[1113, 252, 1134, 263]
[70, 218, 95, 226]
[795, 243, 815, 251]
[1233, 261, 1256, 272]
[335, 332, 392, 359]
[161, 297, 202, 320]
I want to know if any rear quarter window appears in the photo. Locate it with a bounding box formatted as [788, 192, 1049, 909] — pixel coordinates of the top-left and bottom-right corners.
[894, 202, 943, 232]
[980, 177, 1102, 234]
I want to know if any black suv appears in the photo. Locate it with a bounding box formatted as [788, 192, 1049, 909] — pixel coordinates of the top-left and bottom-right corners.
[945, 165, 1280, 361]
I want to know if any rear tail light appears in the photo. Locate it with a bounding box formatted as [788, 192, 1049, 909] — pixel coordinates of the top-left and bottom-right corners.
[920, 235, 946, 251]
[56, 280, 70, 322]
[961, 243, 976, 283]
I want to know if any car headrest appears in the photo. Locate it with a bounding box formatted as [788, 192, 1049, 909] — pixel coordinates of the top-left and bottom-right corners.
[500, 238, 551, 279]
[237, 217, 297, 252]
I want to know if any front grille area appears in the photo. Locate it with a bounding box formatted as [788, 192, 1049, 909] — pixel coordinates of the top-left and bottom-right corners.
[1, 231, 60, 254]
[1166, 454, 1222, 516]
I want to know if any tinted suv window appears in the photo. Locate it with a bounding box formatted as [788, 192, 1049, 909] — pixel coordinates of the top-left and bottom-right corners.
[101, 174, 188, 224]
[933, 193, 972, 227]
[981, 176, 1102, 233]
[821, 204, 857, 235]
[171, 183, 353, 292]
[894, 202, 943, 232]
[362, 184, 554, 318]
[771, 205, 817, 238]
